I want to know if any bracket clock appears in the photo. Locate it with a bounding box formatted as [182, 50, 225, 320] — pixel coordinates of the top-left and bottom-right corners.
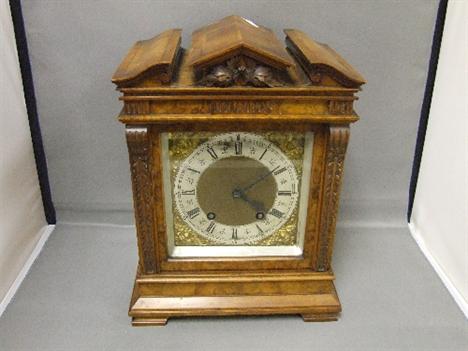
[112, 16, 365, 326]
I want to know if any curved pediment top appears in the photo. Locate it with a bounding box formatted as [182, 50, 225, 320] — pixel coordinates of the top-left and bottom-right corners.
[186, 16, 294, 70]
[284, 29, 366, 88]
[112, 29, 182, 87]
[111, 17, 366, 90]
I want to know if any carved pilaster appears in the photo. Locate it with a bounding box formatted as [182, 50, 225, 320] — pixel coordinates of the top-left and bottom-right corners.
[126, 126, 158, 274]
[317, 125, 350, 271]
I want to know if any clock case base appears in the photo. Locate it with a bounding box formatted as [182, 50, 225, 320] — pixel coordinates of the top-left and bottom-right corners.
[128, 270, 341, 326]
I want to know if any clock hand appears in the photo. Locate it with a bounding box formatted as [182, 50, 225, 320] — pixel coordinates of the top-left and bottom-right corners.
[240, 192, 265, 213]
[240, 165, 280, 193]
[232, 188, 265, 213]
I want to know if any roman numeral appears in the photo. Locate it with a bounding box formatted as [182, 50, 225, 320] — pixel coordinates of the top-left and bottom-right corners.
[270, 208, 284, 219]
[206, 146, 218, 159]
[273, 167, 287, 176]
[259, 148, 268, 160]
[256, 224, 264, 234]
[187, 207, 200, 219]
[232, 228, 238, 240]
[187, 167, 200, 174]
[278, 190, 292, 196]
[235, 135, 243, 155]
[206, 222, 216, 233]
[181, 189, 195, 195]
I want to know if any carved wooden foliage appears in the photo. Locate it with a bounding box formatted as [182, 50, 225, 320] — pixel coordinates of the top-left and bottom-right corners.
[197, 56, 286, 88]
[126, 127, 158, 274]
[317, 125, 349, 271]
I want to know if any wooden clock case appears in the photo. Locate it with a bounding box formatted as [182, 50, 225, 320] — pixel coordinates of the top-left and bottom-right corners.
[112, 16, 365, 326]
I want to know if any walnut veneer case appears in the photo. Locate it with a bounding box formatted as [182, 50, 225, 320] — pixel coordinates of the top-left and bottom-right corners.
[112, 16, 365, 326]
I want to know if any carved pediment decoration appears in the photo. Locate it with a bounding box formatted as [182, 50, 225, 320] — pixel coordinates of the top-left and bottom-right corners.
[111, 16, 366, 90]
[198, 56, 285, 87]
[186, 16, 294, 88]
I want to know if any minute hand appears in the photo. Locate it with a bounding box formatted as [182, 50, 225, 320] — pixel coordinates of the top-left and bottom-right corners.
[241, 165, 280, 192]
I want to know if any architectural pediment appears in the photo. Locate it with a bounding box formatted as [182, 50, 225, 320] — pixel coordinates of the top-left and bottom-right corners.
[285, 29, 366, 88]
[112, 16, 365, 89]
[185, 16, 295, 87]
[112, 29, 181, 87]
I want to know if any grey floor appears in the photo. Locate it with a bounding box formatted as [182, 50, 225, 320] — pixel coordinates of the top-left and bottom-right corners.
[1, 220, 467, 351]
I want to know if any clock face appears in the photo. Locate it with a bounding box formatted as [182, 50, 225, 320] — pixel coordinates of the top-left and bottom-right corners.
[173, 133, 299, 245]
[161, 130, 314, 257]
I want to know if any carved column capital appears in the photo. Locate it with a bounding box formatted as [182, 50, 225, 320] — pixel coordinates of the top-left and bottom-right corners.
[126, 126, 158, 274]
[126, 126, 150, 152]
[317, 125, 350, 271]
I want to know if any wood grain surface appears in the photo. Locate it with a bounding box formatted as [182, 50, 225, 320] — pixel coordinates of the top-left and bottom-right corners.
[113, 16, 364, 325]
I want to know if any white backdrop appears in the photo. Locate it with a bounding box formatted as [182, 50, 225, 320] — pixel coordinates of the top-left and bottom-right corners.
[409, 0, 468, 318]
[0, 0, 49, 311]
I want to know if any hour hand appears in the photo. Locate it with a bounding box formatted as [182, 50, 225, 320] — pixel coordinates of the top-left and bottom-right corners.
[232, 188, 265, 213]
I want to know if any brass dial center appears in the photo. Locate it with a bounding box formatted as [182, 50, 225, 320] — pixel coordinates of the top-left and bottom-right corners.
[196, 156, 277, 226]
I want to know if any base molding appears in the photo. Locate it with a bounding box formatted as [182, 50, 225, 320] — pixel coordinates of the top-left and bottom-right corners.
[129, 271, 341, 325]
[132, 317, 168, 326]
[302, 312, 338, 322]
